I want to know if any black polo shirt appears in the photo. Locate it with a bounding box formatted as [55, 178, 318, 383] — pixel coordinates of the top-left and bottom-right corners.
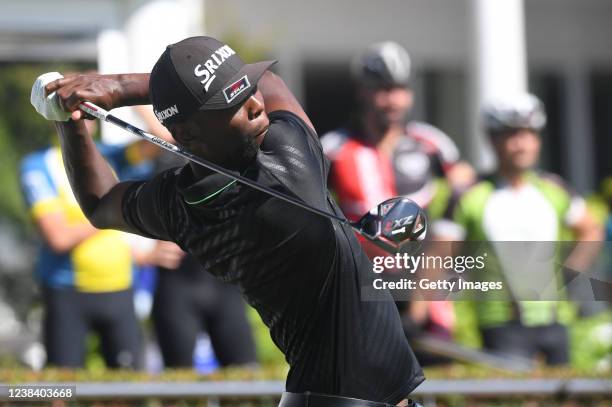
[122, 110, 424, 403]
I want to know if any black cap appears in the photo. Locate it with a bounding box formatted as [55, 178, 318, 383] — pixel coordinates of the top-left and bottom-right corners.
[150, 36, 276, 125]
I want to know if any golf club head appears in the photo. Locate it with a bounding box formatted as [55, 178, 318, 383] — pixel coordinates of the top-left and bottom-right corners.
[352, 197, 427, 253]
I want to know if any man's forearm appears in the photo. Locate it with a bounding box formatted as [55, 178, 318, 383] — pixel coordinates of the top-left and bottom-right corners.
[114, 73, 151, 106]
[55, 120, 119, 220]
[37, 213, 98, 254]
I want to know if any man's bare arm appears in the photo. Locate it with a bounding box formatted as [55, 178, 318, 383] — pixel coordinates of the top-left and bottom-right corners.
[564, 209, 604, 273]
[54, 119, 135, 232]
[257, 71, 316, 132]
[35, 212, 98, 253]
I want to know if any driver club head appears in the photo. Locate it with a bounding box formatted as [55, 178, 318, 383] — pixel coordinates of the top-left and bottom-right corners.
[351, 197, 427, 253]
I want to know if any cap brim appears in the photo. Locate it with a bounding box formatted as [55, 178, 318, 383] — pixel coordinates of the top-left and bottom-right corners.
[199, 60, 277, 111]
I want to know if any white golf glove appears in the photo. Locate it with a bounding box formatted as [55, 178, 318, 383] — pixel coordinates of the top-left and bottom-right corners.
[31, 72, 71, 122]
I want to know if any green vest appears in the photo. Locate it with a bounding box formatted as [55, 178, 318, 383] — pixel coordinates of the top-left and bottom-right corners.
[453, 172, 577, 327]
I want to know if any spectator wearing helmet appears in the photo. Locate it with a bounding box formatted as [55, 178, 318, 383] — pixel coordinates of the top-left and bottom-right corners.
[321, 42, 474, 365]
[322, 42, 475, 233]
[432, 93, 603, 365]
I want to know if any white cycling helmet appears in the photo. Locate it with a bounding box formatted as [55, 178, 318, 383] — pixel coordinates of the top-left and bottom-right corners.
[482, 93, 547, 134]
[351, 41, 411, 87]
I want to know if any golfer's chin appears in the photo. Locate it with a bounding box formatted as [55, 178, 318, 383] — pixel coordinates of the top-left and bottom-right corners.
[230, 138, 261, 170]
[253, 126, 269, 147]
[204, 129, 267, 171]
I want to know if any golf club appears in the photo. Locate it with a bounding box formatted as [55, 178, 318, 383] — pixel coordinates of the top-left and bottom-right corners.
[79, 102, 427, 252]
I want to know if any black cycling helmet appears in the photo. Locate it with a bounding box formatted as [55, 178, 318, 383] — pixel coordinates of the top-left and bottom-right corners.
[351, 41, 411, 87]
[482, 93, 547, 135]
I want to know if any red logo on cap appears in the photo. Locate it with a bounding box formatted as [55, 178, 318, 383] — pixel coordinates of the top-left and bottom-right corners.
[223, 75, 251, 103]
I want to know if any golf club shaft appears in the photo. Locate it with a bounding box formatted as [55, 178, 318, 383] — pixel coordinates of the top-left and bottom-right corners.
[79, 102, 349, 226]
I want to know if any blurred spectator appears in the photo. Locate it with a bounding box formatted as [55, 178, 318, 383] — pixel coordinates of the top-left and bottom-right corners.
[320, 42, 474, 364]
[136, 107, 258, 370]
[19, 120, 163, 369]
[433, 93, 603, 365]
[153, 253, 258, 369]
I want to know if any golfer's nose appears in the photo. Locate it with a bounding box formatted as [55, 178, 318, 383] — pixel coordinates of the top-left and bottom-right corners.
[247, 93, 264, 121]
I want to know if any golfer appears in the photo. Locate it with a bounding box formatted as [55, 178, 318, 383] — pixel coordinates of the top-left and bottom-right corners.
[36, 36, 424, 406]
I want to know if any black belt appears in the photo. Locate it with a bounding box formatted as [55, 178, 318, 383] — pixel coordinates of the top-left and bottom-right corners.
[279, 392, 422, 407]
